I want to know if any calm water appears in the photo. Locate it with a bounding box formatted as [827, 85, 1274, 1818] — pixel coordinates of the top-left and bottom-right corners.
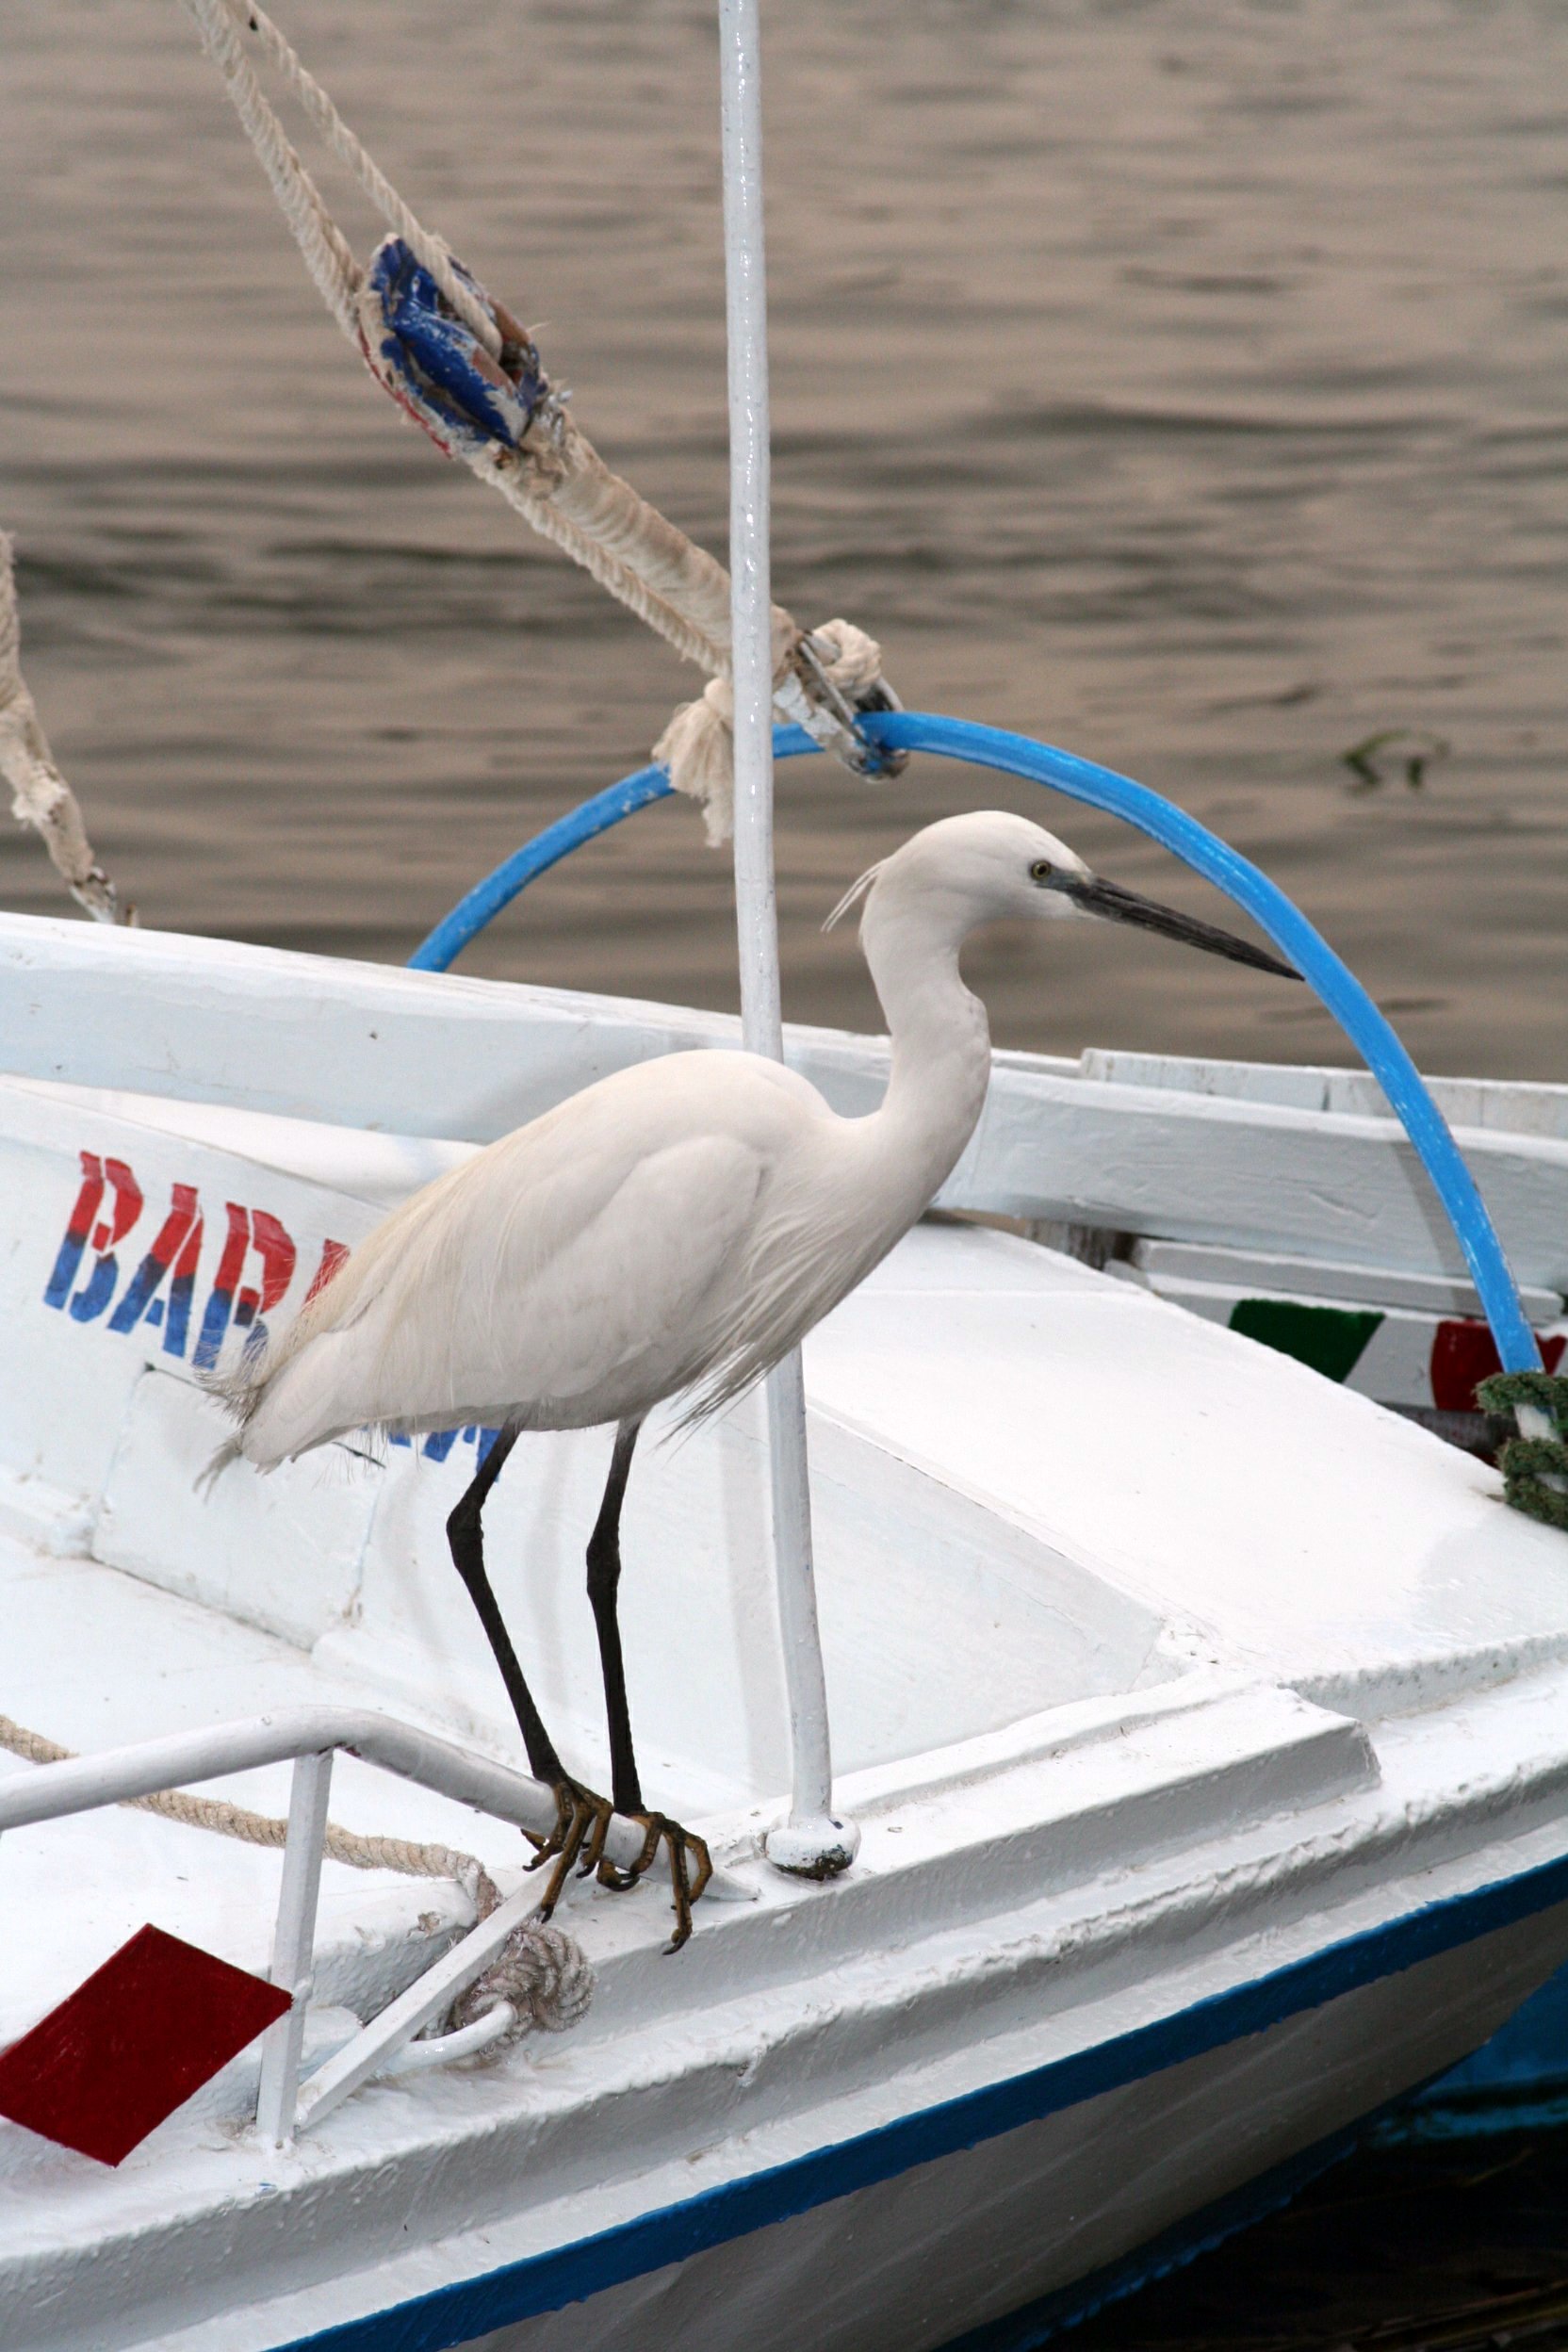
[4, 1, 1568, 1076]
[1071, 2124, 1568, 2352]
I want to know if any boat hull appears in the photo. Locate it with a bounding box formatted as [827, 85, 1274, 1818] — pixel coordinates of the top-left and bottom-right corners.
[194, 1899, 1568, 2352]
[7, 927, 1568, 2352]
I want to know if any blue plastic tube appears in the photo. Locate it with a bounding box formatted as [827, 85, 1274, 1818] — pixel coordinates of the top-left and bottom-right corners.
[408, 762, 677, 977]
[410, 711, 1541, 1374]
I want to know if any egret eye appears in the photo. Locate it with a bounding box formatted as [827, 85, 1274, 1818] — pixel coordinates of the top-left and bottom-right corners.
[1030, 858, 1054, 882]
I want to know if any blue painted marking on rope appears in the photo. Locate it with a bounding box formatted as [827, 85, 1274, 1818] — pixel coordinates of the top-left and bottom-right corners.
[267, 1841, 1568, 2352]
[365, 237, 542, 458]
[409, 712, 1541, 1377]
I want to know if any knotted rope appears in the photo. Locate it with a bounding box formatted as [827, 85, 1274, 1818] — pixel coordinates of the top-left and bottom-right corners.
[1478, 1373, 1568, 1532]
[0, 1711, 592, 2050]
[177, 0, 905, 841]
[654, 617, 888, 844]
[449, 1917, 595, 2047]
[0, 537, 126, 925]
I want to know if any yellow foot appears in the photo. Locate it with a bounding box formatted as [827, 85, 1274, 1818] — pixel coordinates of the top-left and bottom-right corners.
[522, 1779, 616, 1920]
[597, 1811, 713, 1953]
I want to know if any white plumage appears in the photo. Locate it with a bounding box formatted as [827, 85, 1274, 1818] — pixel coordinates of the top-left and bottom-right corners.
[236, 810, 1042, 1467]
[223, 809, 1293, 1942]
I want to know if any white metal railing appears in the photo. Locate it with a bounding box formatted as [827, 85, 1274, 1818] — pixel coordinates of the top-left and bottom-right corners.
[717, 0, 858, 1885]
[0, 1707, 689, 2144]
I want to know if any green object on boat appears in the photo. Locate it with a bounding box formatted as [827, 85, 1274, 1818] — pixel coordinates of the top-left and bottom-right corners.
[1228, 1299, 1383, 1385]
[1478, 1372, 1568, 1531]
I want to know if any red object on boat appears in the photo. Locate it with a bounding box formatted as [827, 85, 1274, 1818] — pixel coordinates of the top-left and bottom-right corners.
[1430, 1318, 1565, 1413]
[0, 1923, 289, 2165]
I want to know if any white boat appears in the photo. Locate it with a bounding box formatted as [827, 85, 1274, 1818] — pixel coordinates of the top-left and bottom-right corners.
[5, 913, 1568, 2350]
[8, 3, 1568, 2344]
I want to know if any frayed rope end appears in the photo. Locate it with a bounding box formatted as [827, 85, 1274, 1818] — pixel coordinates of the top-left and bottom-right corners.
[654, 679, 736, 846]
[653, 618, 889, 849]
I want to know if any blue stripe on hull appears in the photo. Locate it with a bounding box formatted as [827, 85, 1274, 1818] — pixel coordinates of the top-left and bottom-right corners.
[272, 1838, 1568, 2352]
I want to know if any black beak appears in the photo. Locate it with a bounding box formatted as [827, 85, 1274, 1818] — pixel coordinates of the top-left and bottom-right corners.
[1056, 874, 1299, 979]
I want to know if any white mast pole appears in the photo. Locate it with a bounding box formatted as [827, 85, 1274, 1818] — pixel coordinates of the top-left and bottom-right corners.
[717, 0, 857, 1880]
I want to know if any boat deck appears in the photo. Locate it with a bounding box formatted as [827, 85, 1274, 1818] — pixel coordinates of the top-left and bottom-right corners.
[5, 1206, 1565, 2072]
[7, 1035, 1568, 2348]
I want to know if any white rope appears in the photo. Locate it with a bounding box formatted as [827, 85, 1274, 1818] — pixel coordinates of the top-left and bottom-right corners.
[656, 617, 886, 842]
[176, 0, 896, 781]
[212, 0, 501, 357]
[0, 1710, 499, 1905]
[474, 440, 733, 677]
[184, 0, 729, 657]
[449, 1919, 595, 2048]
[185, 0, 732, 673]
[0, 1710, 593, 2048]
[0, 536, 125, 925]
[181, 0, 361, 339]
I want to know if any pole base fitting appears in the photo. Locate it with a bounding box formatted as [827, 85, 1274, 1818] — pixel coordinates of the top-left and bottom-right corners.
[764, 1815, 860, 1881]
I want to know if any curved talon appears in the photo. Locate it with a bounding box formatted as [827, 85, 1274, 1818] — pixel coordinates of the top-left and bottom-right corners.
[520, 1780, 571, 1862]
[595, 1811, 713, 1952]
[596, 1812, 661, 1896]
[523, 1780, 614, 1921]
[575, 1796, 616, 1881]
[681, 1826, 714, 1911]
[663, 1820, 713, 1954]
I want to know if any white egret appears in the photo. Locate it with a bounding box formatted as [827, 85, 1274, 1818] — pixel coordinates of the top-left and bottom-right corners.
[224, 809, 1296, 1944]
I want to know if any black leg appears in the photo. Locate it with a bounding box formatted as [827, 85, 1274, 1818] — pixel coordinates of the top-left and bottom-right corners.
[448, 1417, 713, 1951]
[446, 1425, 564, 1787]
[585, 1417, 644, 1814]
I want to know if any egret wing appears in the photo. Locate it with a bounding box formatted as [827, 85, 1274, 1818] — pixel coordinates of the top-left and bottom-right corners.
[237, 1082, 770, 1459]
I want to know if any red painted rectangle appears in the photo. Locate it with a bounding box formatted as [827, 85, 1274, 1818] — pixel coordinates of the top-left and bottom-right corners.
[0, 1923, 290, 2165]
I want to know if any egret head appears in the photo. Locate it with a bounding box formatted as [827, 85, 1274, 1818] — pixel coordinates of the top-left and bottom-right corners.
[829, 809, 1298, 979]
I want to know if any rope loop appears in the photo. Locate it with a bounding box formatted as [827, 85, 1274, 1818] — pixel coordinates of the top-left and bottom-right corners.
[655, 618, 905, 842]
[179, 0, 903, 802]
[1477, 1370, 1568, 1426]
[1493, 1436, 1568, 1533]
[0, 1712, 595, 2043]
[448, 1921, 596, 2060]
[1478, 1372, 1568, 1530]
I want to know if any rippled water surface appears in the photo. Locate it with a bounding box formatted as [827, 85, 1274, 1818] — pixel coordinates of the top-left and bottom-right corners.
[3, 0, 1567, 1075]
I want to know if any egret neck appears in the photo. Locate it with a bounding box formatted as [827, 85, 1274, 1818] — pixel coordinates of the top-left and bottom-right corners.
[858, 865, 994, 1212]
